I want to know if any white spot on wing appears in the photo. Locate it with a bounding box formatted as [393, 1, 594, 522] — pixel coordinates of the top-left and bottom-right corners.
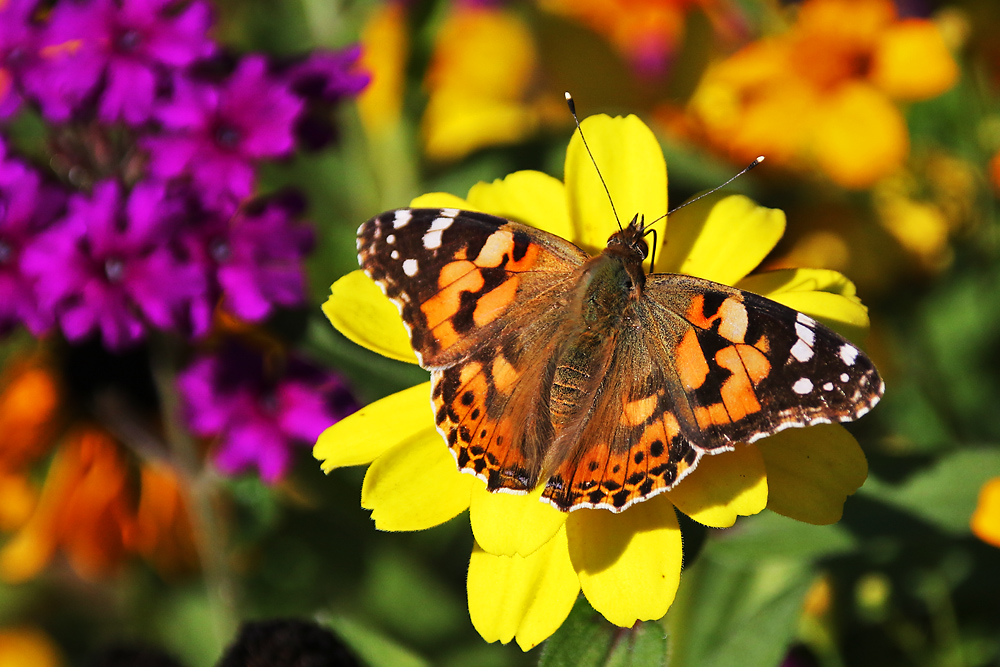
[390, 250, 399, 260]
[393, 210, 412, 229]
[430, 216, 454, 231]
[790, 339, 814, 363]
[423, 230, 443, 249]
[441, 208, 460, 218]
[840, 373, 850, 382]
[795, 322, 815, 346]
[386, 234, 395, 244]
[840, 344, 859, 366]
[823, 382, 834, 391]
[403, 258, 418, 276]
[797, 312, 816, 327]
[792, 378, 813, 394]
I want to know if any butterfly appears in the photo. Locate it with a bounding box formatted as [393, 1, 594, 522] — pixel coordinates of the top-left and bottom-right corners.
[357, 207, 883, 513]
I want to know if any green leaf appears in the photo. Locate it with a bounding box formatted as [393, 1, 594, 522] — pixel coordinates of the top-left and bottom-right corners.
[322, 613, 430, 667]
[605, 621, 669, 667]
[539, 598, 669, 667]
[667, 556, 813, 667]
[707, 510, 857, 563]
[538, 598, 615, 667]
[860, 447, 1000, 534]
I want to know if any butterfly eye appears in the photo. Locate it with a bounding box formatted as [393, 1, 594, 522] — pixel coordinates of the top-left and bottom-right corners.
[634, 238, 648, 260]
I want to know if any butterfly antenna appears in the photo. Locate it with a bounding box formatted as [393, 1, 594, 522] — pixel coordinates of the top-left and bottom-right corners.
[565, 92, 622, 231]
[665, 156, 765, 216]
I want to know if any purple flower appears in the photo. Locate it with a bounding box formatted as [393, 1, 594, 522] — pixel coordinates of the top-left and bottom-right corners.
[0, 0, 40, 119]
[209, 200, 313, 321]
[178, 342, 357, 483]
[0, 141, 63, 334]
[20, 0, 215, 123]
[285, 46, 370, 103]
[21, 179, 208, 349]
[143, 55, 304, 208]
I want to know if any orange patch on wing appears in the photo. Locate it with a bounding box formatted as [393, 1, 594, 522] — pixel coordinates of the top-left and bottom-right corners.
[754, 334, 770, 354]
[716, 346, 762, 421]
[695, 402, 731, 429]
[507, 242, 539, 271]
[473, 276, 519, 326]
[736, 344, 771, 385]
[717, 297, 749, 343]
[459, 361, 484, 386]
[676, 329, 710, 390]
[475, 231, 515, 268]
[422, 270, 485, 328]
[491, 354, 519, 393]
[623, 394, 658, 426]
[430, 320, 460, 352]
[439, 260, 477, 288]
[685, 294, 715, 329]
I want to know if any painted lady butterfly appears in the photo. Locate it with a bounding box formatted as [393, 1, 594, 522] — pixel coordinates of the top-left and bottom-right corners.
[357, 207, 883, 512]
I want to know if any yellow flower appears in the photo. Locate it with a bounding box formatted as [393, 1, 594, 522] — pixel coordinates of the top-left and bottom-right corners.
[315, 114, 872, 649]
[421, 4, 560, 162]
[971, 477, 1000, 548]
[685, 0, 958, 188]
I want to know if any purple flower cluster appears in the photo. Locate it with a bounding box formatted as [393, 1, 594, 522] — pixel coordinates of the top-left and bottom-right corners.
[0, 0, 370, 349]
[178, 342, 357, 483]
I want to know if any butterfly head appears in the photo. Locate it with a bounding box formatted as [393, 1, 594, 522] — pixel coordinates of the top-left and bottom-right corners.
[603, 214, 650, 295]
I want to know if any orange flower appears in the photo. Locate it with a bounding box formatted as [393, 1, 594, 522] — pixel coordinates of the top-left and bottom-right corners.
[0, 428, 199, 582]
[971, 477, 1000, 548]
[685, 0, 958, 188]
[0, 626, 62, 667]
[538, 0, 707, 76]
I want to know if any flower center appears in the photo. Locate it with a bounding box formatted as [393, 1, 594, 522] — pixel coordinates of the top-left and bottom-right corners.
[215, 125, 241, 149]
[117, 28, 142, 52]
[104, 257, 125, 282]
[209, 238, 231, 263]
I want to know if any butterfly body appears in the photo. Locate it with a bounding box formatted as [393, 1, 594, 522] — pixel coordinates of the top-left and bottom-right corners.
[358, 208, 883, 513]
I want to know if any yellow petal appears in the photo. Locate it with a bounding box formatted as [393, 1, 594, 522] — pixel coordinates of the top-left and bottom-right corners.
[737, 268, 871, 341]
[468, 527, 580, 651]
[661, 193, 785, 285]
[409, 192, 477, 210]
[466, 170, 573, 238]
[565, 114, 667, 254]
[567, 495, 681, 627]
[870, 20, 958, 101]
[314, 382, 434, 471]
[0, 627, 62, 667]
[323, 271, 417, 364]
[361, 426, 475, 531]
[758, 424, 868, 525]
[971, 477, 1000, 548]
[470, 484, 568, 557]
[810, 83, 908, 188]
[356, 3, 406, 136]
[666, 445, 768, 528]
[423, 93, 540, 162]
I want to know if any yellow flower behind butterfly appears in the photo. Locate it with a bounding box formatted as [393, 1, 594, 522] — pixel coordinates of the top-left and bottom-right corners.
[315, 114, 873, 649]
[684, 0, 958, 188]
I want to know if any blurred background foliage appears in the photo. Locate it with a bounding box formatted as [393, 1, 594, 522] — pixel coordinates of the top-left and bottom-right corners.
[1, 0, 1000, 665]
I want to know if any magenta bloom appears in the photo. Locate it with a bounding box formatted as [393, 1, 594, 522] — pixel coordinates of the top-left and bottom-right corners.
[21, 180, 208, 349]
[0, 142, 63, 334]
[21, 0, 215, 123]
[285, 46, 370, 103]
[178, 343, 357, 483]
[144, 55, 304, 207]
[211, 201, 314, 322]
[0, 0, 41, 119]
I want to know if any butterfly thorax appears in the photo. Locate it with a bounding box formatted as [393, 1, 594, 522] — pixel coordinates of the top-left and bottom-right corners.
[548, 218, 649, 434]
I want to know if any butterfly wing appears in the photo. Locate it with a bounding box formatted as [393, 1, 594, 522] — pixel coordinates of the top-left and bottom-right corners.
[358, 208, 588, 492]
[541, 273, 884, 512]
